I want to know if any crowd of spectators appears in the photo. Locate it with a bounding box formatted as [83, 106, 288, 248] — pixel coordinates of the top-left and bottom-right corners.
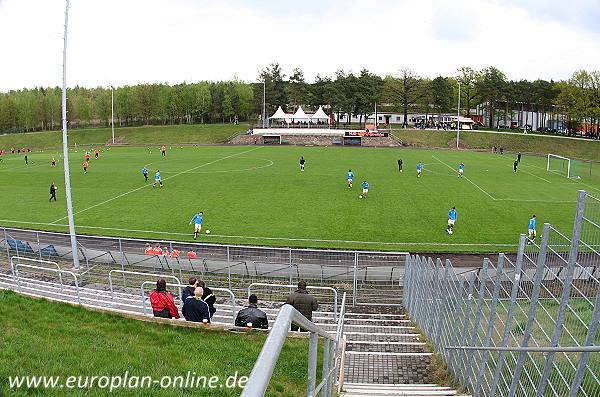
[148, 278, 320, 332]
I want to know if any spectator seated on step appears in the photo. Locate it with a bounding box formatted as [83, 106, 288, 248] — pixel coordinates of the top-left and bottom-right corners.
[187, 250, 197, 259]
[149, 279, 179, 319]
[285, 280, 318, 332]
[182, 287, 211, 324]
[181, 277, 198, 301]
[152, 243, 163, 255]
[235, 294, 268, 329]
[171, 248, 181, 258]
[197, 279, 217, 317]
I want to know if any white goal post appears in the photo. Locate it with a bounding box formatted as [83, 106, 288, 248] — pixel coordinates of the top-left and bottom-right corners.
[547, 154, 574, 178]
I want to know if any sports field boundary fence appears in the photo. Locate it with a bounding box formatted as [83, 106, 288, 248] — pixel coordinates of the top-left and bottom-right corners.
[0, 226, 407, 307]
[404, 189, 600, 397]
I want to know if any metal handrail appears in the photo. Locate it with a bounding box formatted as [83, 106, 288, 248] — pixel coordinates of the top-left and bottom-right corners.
[446, 345, 600, 353]
[240, 304, 337, 397]
[108, 269, 181, 300]
[247, 282, 338, 321]
[140, 281, 237, 323]
[14, 263, 80, 304]
[10, 256, 62, 288]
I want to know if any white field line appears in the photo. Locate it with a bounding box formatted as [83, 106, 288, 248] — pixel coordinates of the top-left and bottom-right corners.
[431, 155, 497, 200]
[49, 147, 262, 224]
[520, 169, 552, 183]
[0, 218, 518, 247]
[524, 162, 600, 193]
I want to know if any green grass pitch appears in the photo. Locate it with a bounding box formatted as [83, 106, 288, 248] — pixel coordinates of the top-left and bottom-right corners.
[0, 145, 598, 252]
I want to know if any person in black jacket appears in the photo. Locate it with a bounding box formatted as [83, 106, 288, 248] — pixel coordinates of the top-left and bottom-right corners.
[49, 183, 57, 202]
[182, 287, 211, 323]
[286, 280, 318, 331]
[235, 294, 268, 329]
[197, 279, 216, 317]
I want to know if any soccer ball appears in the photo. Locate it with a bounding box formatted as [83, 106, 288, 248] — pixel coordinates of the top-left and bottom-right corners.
[205, 230, 210, 234]
[359, 195, 363, 199]
[149, 151, 152, 154]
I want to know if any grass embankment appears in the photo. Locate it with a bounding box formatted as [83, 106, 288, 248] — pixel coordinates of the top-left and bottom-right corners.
[392, 129, 600, 161]
[0, 124, 248, 150]
[0, 290, 314, 397]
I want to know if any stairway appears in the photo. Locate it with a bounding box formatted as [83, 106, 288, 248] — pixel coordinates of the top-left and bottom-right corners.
[340, 307, 469, 397]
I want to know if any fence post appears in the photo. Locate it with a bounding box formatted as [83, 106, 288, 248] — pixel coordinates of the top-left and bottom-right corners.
[4, 228, 9, 262]
[536, 191, 586, 397]
[465, 258, 489, 391]
[118, 238, 126, 286]
[456, 270, 477, 385]
[568, 275, 600, 397]
[474, 254, 505, 397]
[490, 235, 526, 397]
[322, 338, 331, 397]
[508, 223, 551, 397]
[435, 260, 450, 352]
[307, 332, 318, 396]
[36, 231, 41, 260]
[352, 252, 358, 306]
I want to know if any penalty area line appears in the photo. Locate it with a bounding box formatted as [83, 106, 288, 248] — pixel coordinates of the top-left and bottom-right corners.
[431, 155, 497, 201]
[0, 218, 517, 247]
[49, 147, 263, 225]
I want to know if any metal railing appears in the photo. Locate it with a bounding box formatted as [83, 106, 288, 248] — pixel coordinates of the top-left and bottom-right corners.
[241, 292, 347, 397]
[248, 282, 338, 321]
[14, 263, 81, 304]
[108, 269, 181, 300]
[10, 256, 62, 288]
[0, 226, 406, 305]
[404, 190, 600, 397]
[140, 281, 237, 323]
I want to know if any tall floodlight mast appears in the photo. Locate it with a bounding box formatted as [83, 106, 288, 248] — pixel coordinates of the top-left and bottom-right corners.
[61, 0, 80, 269]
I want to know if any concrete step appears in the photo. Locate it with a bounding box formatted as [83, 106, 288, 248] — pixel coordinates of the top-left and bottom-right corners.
[342, 383, 469, 397]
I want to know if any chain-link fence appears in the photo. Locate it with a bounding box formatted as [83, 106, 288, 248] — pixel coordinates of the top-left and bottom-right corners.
[0, 227, 406, 306]
[404, 190, 600, 397]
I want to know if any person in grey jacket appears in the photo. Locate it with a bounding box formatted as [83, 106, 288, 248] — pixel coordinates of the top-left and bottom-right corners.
[285, 280, 318, 331]
[235, 294, 268, 329]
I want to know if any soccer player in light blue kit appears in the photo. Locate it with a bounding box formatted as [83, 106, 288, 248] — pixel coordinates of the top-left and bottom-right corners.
[416, 162, 423, 178]
[189, 211, 204, 239]
[458, 162, 465, 177]
[361, 180, 369, 198]
[528, 215, 537, 243]
[347, 169, 354, 188]
[141, 166, 149, 182]
[153, 170, 163, 188]
[447, 206, 457, 234]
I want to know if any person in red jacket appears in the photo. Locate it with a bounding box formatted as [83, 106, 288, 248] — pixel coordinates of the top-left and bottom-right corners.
[149, 279, 179, 319]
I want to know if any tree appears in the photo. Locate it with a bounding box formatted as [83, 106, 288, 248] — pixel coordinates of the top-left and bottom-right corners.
[383, 69, 422, 127]
[430, 76, 453, 116]
[287, 68, 308, 108]
[476, 67, 507, 127]
[456, 67, 480, 116]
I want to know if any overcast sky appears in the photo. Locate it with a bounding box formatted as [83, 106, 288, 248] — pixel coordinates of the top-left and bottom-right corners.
[1, 0, 599, 91]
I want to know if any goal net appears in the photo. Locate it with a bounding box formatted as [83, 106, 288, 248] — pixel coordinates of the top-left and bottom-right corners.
[547, 154, 578, 179]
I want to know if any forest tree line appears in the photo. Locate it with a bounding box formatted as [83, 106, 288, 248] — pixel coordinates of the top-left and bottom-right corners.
[1, 64, 599, 135]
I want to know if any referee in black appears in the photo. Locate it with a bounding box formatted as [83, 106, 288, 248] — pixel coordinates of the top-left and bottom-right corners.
[398, 159, 403, 172]
[49, 183, 57, 202]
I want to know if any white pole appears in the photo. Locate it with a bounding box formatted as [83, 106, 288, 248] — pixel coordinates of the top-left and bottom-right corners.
[61, 0, 80, 269]
[111, 85, 115, 144]
[456, 81, 461, 150]
[262, 80, 266, 128]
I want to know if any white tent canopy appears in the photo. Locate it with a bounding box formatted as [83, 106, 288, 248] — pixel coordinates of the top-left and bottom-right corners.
[310, 106, 329, 120]
[269, 106, 289, 120]
[292, 106, 309, 120]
